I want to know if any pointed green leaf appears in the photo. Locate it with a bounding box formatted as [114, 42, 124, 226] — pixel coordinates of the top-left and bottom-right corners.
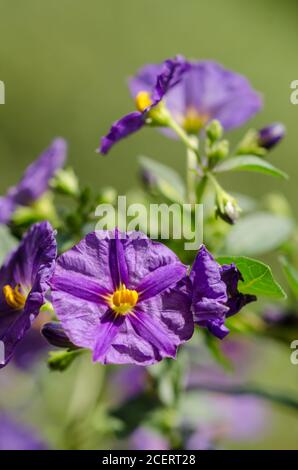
[214, 155, 288, 179]
[223, 212, 294, 256]
[217, 256, 286, 299]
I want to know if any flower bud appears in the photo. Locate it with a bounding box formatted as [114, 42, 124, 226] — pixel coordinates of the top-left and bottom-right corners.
[215, 192, 241, 225]
[50, 167, 79, 197]
[206, 119, 223, 142]
[209, 140, 229, 161]
[42, 322, 75, 349]
[257, 123, 285, 150]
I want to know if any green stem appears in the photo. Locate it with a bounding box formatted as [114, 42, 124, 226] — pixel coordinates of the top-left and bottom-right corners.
[196, 175, 208, 203]
[206, 171, 222, 194]
[186, 146, 198, 206]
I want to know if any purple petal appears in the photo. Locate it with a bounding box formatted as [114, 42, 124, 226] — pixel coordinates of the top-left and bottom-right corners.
[122, 234, 181, 289]
[10, 138, 67, 206]
[129, 427, 169, 451]
[51, 270, 109, 304]
[51, 231, 116, 294]
[137, 262, 187, 301]
[190, 245, 228, 306]
[109, 228, 129, 288]
[0, 413, 48, 450]
[129, 63, 164, 98]
[129, 309, 177, 358]
[99, 112, 145, 155]
[152, 55, 189, 103]
[220, 263, 256, 317]
[93, 309, 124, 362]
[206, 319, 230, 339]
[0, 195, 16, 224]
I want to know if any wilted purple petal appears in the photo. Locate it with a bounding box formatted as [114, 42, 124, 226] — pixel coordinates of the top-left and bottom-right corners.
[100, 112, 145, 155]
[0, 139, 67, 223]
[0, 222, 56, 368]
[190, 245, 256, 339]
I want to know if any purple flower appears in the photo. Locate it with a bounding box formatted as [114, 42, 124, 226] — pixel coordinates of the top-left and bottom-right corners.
[99, 56, 190, 154]
[0, 138, 67, 224]
[190, 246, 256, 339]
[129, 59, 262, 136]
[258, 122, 285, 150]
[0, 413, 47, 450]
[0, 222, 57, 368]
[51, 229, 193, 365]
[129, 427, 169, 450]
[109, 365, 148, 404]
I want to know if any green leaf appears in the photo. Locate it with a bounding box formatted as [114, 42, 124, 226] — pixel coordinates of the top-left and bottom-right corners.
[280, 257, 298, 298]
[0, 225, 18, 265]
[139, 155, 186, 203]
[223, 212, 294, 256]
[214, 155, 288, 179]
[217, 256, 286, 299]
[48, 349, 85, 371]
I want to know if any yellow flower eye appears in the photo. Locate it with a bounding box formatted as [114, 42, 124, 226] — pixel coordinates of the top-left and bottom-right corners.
[108, 285, 139, 315]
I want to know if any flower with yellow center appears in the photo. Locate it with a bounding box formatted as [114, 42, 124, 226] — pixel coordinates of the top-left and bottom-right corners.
[108, 284, 139, 316]
[183, 107, 210, 134]
[3, 284, 27, 310]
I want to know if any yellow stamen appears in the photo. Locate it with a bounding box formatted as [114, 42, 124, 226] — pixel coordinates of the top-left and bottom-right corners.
[135, 91, 152, 112]
[3, 284, 26, 310]
[183, 107, 209, 134]
[108, 284, 138, 315]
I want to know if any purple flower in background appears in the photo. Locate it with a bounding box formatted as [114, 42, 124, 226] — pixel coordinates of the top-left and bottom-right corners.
[0, 138, 67, 224]
[99, 56, 190, 154]
[0, 222, 56, 368]
[129, 427, 169, 451]
[51, 229, 193, 365]
[129, 59, 262, 136]
[109, 365, 148, 404]
[258, 122, 285, 150]
[190, 246, 256, 339]
[0, 413, 47, 450]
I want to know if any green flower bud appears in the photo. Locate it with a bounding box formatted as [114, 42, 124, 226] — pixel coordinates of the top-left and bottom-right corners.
[50, 167, 79, 197]
[209, 139, 229, 160]
[215, 190, 241, 225]
[206, 119, 223, 142]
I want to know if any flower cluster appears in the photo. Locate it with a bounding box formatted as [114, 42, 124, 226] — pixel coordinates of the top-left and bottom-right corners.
[0, 225, 255, 368]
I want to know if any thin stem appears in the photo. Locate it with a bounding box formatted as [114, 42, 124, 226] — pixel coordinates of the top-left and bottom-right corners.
[196, 175, 208, 203]
[186, 146, 198, 206]
[206, 171, 222, 194]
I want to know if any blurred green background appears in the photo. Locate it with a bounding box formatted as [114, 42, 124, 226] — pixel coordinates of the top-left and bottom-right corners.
[0, 0, 298, 450]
